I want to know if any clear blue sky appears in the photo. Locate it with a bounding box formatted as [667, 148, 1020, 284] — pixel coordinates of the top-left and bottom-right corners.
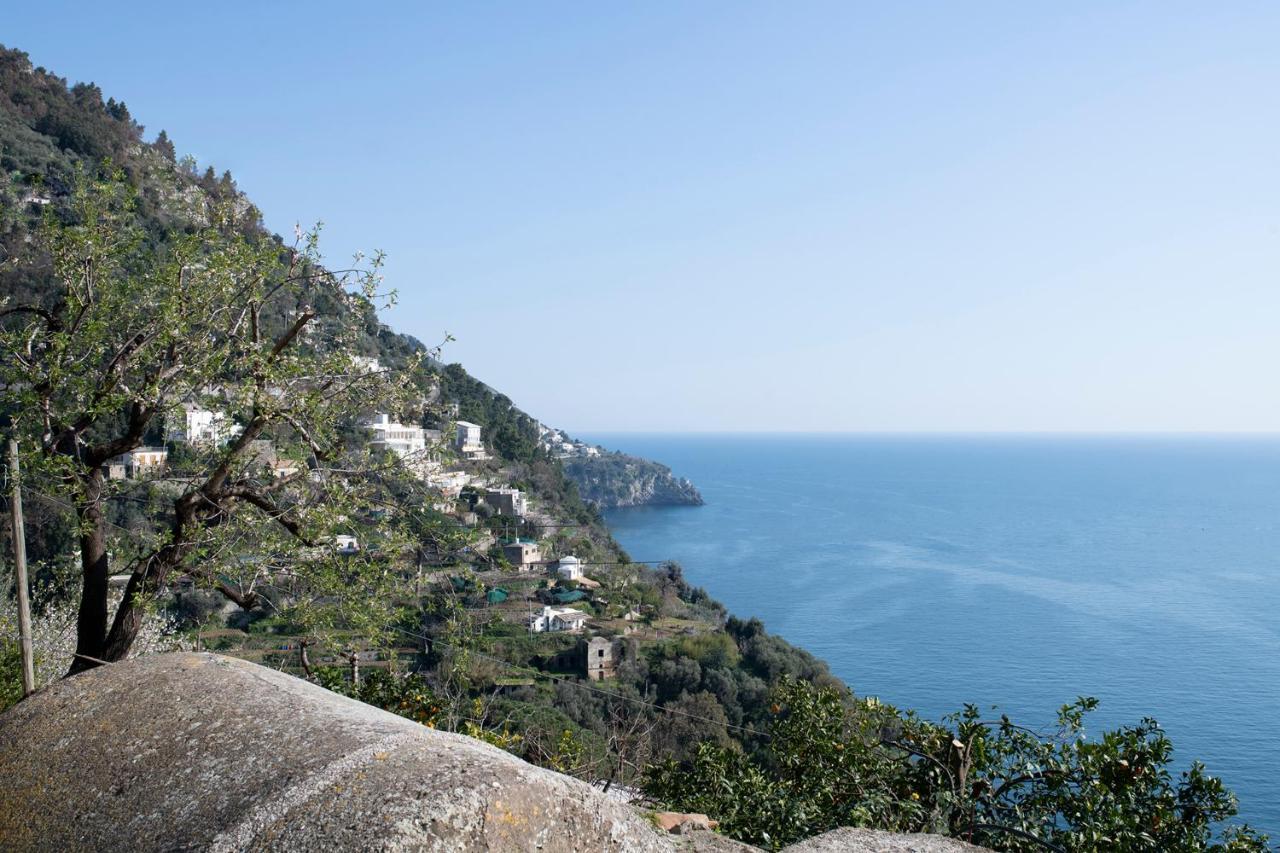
[6, 3, 1279, 432]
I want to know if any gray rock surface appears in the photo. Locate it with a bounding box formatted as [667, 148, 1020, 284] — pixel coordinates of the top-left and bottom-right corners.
[780, 827, 991, 853]
[0, 652, 991, 852]
[0, 652, 673, 852]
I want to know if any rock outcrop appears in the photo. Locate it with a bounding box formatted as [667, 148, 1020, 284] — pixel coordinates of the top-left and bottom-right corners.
[0, 653, 670, 852]
[563, 453, 704, 509]
[0, 652, 988, 852]
[781, 828, 992, 852]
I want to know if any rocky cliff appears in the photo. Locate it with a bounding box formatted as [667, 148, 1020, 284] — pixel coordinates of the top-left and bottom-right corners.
[562, 452, 704, 509]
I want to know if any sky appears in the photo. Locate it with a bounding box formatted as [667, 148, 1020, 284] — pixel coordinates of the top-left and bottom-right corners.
[5, 3, 1280, 432]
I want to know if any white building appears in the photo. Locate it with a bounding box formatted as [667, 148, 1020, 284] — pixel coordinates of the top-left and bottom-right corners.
[555, 555, 584, 581]
[350, 355, 382, 374]
[528, 606, 589, 634]
[334, 535, 360, 555]
[486, 487, 527, 519]
[272, 459, 302, 479]
[366, 414, 427, 459]
[125, 447, 168, 478]
[426, 469, 470, 500]
[172, 404, 234, 446]
[455, 421, 487, 459]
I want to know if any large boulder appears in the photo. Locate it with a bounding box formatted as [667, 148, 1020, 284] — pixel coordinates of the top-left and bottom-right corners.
[0, 652, 992, 852]
[0, 652, 673, 852]
[779, 828, 992, 852]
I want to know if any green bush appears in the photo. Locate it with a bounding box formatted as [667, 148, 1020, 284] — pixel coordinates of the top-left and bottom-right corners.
[643, 678, 1269, 852]
[0, 639, 25, 713]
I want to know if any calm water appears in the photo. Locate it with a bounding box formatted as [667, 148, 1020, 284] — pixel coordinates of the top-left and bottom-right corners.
[583, 434, 1280, 836]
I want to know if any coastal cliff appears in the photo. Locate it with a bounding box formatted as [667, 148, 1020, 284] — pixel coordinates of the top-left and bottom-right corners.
[562, 452, 704, 508]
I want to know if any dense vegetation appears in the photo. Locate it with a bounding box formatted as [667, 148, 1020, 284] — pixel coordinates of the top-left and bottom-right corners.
[645, 680, 1268, 851]
[0, 43, 1271, 851]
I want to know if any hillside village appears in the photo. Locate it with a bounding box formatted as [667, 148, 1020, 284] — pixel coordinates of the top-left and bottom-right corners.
[87, 364, 706, 688]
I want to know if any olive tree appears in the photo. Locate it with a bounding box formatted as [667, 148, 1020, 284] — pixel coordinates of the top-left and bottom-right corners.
[0, 172, 426, 673]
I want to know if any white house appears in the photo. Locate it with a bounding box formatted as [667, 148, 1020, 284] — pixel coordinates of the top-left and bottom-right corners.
[334, 535, 360, 555]
[426, 469, 470, 500]
[366, 414, 427, 459]
[486, 487, 527, 519]
[271, 459, 301, 479]
[125, 447, 168, 478]
[555, 555, 584, 581]
[172, 403, 234, 446]
[350, 355, 382, 374]
[454, 421, 486, 459]
[528, 606, 589, 634]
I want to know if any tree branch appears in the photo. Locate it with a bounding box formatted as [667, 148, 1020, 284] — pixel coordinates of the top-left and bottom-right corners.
[270, 307, 313, 361]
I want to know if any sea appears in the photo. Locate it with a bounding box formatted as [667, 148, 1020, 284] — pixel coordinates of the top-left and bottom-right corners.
[581, 433, 1280, 837]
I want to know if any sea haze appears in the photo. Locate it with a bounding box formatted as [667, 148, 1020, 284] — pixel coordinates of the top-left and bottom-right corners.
[583, 433, 1280, 837]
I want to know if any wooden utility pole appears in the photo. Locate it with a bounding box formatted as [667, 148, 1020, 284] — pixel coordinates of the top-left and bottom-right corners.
[8, 438, 35, 696]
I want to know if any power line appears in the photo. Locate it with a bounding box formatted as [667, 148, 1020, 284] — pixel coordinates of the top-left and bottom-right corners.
[21, 486, 148, 540]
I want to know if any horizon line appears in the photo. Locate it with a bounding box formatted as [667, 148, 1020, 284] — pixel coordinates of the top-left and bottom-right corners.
[569, 429, 1280, 437]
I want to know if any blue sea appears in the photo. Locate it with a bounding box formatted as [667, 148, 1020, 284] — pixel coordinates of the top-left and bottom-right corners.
[582, 434, 1280, 837]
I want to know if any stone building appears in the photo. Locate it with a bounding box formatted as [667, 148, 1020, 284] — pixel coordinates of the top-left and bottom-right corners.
[584, 635, 618, 681]
[545, 635, 622, 681]
[502, 538, 542, 570]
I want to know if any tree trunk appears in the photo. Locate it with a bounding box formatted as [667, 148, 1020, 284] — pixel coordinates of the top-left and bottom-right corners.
[99, 571, 150, 664]
[99, 545, 181, 664]
[299, 640, 315, 680]
[99, 495, 199, 665]
[68, 470, 109, 675]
